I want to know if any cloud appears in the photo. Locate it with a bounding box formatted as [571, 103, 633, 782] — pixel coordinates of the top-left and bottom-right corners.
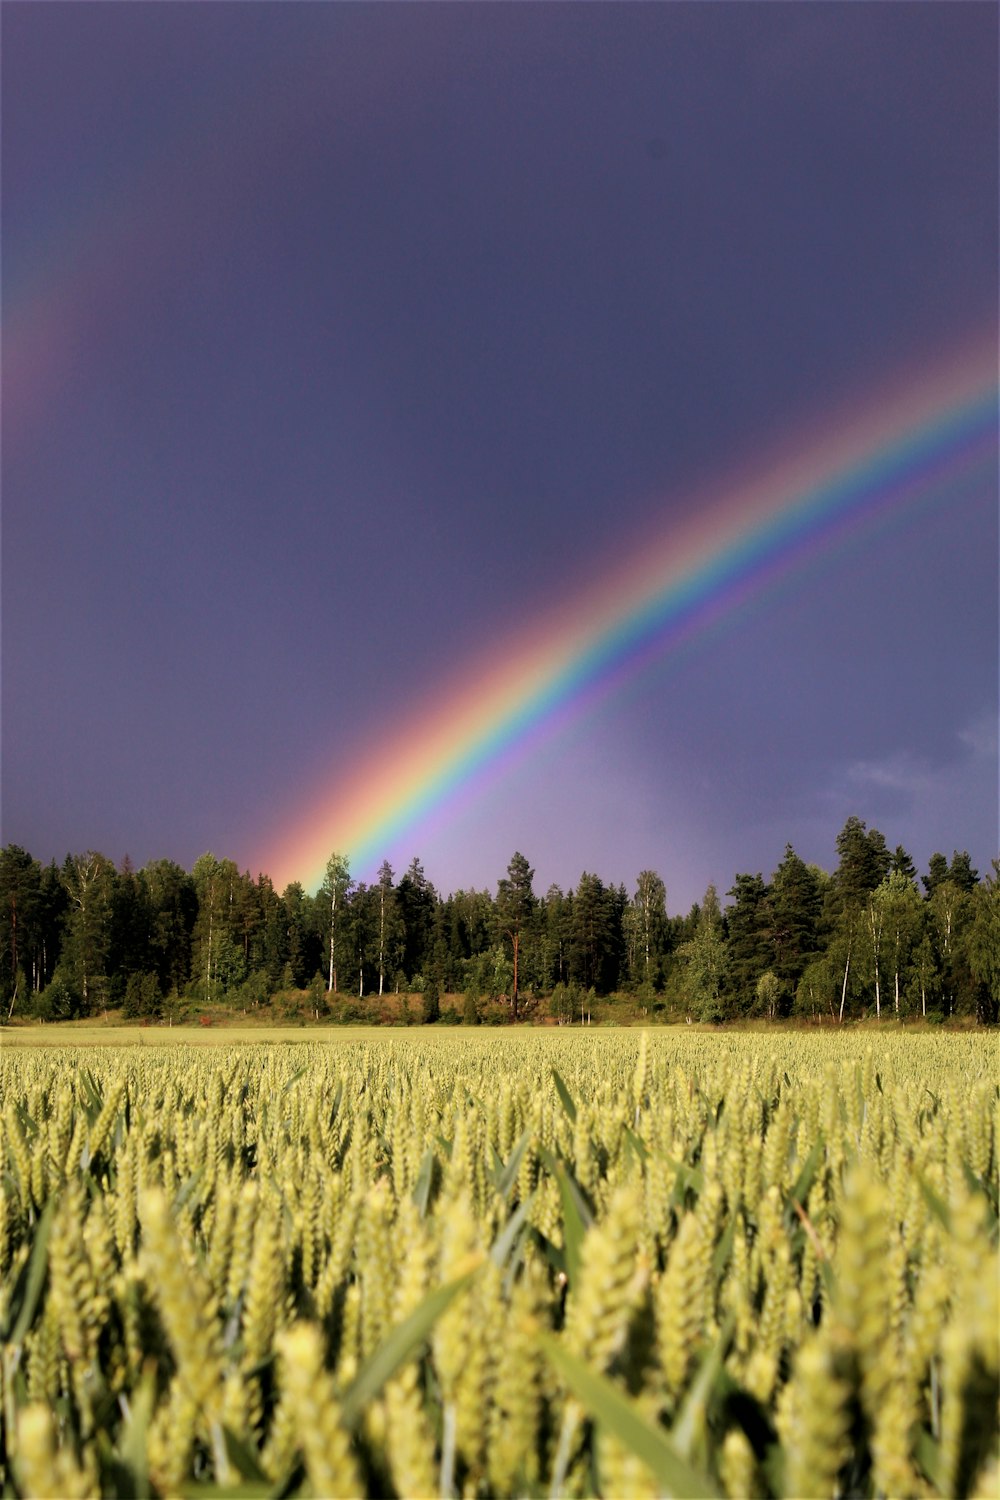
[957, 711, 999, 761]
[845, 752, 930, 798]
[823, 709, 998, 868]
[841, 709, 997, 800]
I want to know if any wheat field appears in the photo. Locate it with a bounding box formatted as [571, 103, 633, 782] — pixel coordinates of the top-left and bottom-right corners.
[0, 1029, 996, 1498]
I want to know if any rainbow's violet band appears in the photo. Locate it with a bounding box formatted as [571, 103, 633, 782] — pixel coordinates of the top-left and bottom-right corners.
[259, 344, 998, 893]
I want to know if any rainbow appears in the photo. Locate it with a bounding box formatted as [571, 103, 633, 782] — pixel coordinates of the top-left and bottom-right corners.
[258, 341, 998, 892]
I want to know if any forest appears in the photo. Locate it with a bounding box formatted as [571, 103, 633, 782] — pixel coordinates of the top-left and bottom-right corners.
[1, 816, 997, 1026]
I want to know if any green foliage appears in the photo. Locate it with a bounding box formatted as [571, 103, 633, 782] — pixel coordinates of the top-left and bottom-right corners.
[30, 967, 76, 1020]
[319, 851, 352, 994]
[966, 859, 1000, 1023]
[834, 816, 891, 905]
[755, 969, 785, 1019]
[0, 845, 43, 1005]
[496, 851, 536, 1016]
[624, 869, 670, 990]
[0, 817, 994, 1027]
[423, 974, 441, 1024]
[794, 954, 837, 1019]
[768, 844, 822, 990]
[677, 884, 728, 1020]
[397, 856, 437, 980]
[122, 971, 162, 1019]
[570, 871, 619, 992]
[725, 872, 771, 1011]
[924, 850, 951, 895]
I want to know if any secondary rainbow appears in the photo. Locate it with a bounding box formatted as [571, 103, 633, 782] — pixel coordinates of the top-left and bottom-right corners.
[259, 341, 998, 892]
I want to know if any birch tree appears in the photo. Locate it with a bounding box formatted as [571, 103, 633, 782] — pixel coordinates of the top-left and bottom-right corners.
[874, 870, 922, 1016]
[908, 933, 939, 1018]
[191, 854, 242, 1002]
[929, 880, 970, 1017]
[628, 870, 668, 990]
[831, 816, 888, 1022]
[375, 860, 402, 996]
[966, 858, 1000, 1022]
[864, 888, 885, 1019]
[62, 851, 115, 1014]
[321, 852, 352, 993]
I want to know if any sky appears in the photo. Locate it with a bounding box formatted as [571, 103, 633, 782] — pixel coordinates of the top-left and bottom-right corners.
[2, 1, 997, 914]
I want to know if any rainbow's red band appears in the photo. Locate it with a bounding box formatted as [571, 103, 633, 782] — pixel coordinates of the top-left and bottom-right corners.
[254, 339, 997, 891]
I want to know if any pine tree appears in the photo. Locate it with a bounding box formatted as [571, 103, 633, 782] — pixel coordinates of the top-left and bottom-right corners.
[768, 845, 821, 992]
[678, 884, 728, 1021]
[496, 852, 535, 1020]
[923, 852, 950, 895]
[397, 857, 436, 982]
[0, 845, 43, 1010]
[834, 816, 889, 903]
[569, 873, 614, 993]
[422, 973, 440, 1024]
[541, 885, 572, 989]
[725, 873, 771, 1012]
[947, 851, 979, 892]
[142, 859, 196, 995]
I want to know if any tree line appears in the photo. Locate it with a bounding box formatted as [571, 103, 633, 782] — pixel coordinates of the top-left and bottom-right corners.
[0, 816, 997, 1025]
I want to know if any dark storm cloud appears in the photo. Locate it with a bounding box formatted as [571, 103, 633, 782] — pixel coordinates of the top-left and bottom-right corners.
[2, 3, 996, 908]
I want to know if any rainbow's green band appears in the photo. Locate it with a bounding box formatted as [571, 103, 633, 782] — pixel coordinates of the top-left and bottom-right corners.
[257, 341, 998, 891]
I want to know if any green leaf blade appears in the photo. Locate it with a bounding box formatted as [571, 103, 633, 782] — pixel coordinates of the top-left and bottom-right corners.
[541, 1334, 720, 1499]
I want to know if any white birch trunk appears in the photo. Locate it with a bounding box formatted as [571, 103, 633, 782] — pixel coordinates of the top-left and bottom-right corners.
[867, 898, 883, 1019]
[839, 933, 852, 1023]
[328, 884, 338, 993]
[378, 883, 385, 997]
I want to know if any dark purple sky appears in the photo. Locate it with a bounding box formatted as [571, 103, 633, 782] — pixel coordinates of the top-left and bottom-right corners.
[3, 3, 997, 911]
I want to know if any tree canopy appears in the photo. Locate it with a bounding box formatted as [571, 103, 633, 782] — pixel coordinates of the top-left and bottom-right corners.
[2, 821, 996, 1024]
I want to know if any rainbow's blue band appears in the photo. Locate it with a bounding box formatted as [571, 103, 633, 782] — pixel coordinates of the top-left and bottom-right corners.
[257, 360, 997, 891]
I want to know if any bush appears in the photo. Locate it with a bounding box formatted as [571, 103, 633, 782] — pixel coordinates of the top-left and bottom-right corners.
[123, 971, 163, 1019]
[31, 971, 76, 1021]
[233, 969, 273, 1010]
[478, 998, 511, 1026]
